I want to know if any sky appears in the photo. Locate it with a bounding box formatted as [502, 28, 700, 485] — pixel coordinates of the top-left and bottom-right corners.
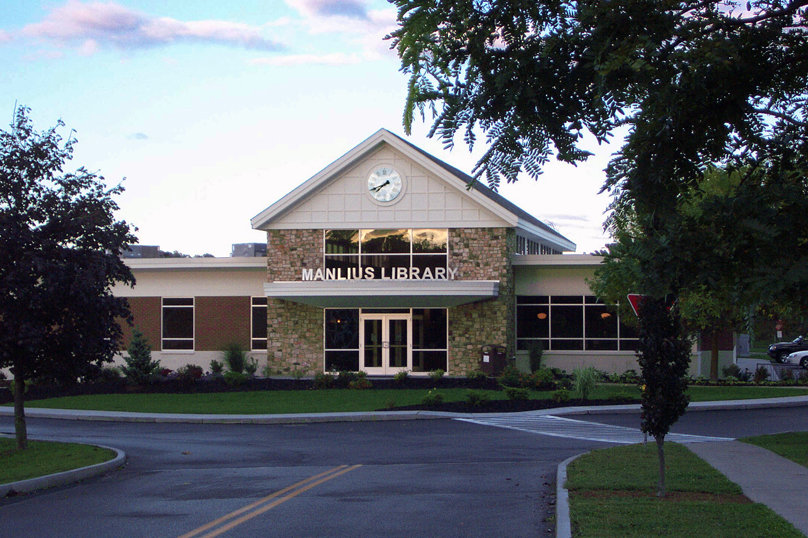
[1, 1, 617, 256]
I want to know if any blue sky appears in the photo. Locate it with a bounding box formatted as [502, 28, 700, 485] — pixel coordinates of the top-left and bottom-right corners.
[1, 1, 614, 256]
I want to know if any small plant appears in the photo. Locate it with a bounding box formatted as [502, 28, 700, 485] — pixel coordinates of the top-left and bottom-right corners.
[780, 368, 794, 381]
[465, 390, 491, 407]
[176, 364, 203, 382]
[573, 366, 600, 400]
[261, 364, 273, 377]
[552, 388, 570, 403]
[429, 369, 445, 382]
[504, 386, 530, 400]
[753, 365, 770, 384]
[245, 357, 259, 377]
[98, 366, 122, 383]
[223, 371, 248, 387]
[393, 370, 410, 383]
[620, 369, 640, 384]
[336, 370, 359, 388]
[498, 365, 522, 387]
[529, 368, 555, 389]
[557, 377, 573, 390]
[466, 370, 488, 383]
[223, 343, 246, 374]
[209, 359, 224, 375]
[421, 389, 443, 406]
[314, 371, 335, 389]
[527, 341, 544, 373]
[349, 371, 372, 389]
[722, 363, 742, 378]
[122, 329, 161, 385]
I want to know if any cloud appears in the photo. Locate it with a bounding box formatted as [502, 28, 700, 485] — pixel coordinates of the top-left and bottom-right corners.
[129, 132, 148, 140]
[0, 30, 11, 43]
[286, 0, 370, 20]
[20, 1, 284, 52]
[251, 52, 362, 66]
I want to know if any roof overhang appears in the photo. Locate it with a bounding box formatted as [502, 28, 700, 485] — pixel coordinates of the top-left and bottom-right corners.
[264, 279, 499, 308]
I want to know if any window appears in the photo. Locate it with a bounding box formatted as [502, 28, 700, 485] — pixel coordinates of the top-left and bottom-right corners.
[325, 229, 448, 279]
[251, 297, 267, 350]
[515, 235, 562, 255]
[516, 295, 638, 351]
[324, 309, 359, 371]
[412, 308, 448, 372]
[162, 297, 194, 350]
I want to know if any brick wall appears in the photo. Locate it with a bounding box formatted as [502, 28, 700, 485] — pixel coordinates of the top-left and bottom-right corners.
[448, 228, 515, 374]
[122, 296, 162, 351]
[195, 296, 251, 351]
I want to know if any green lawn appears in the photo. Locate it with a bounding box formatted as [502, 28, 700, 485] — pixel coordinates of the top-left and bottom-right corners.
[8, 384, 807, 414]
[741, 432, 808, 468]
[566, 443, 802, 537]
[0, 437, 116, 484]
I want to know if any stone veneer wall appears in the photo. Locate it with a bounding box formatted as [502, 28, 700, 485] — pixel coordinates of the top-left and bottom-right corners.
[448, 227, 515, 375]
[265, 229, 324, 375]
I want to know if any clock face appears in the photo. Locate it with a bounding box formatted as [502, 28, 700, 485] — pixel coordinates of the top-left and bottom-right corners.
[367, 166, 403, 202]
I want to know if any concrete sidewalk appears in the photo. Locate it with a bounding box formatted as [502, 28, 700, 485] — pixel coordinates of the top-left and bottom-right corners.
[689, 440, 808, 536]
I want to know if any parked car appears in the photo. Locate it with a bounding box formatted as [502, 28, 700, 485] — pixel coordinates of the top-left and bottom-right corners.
[768, 336, 808, 362]
[784, 350, 808, 369]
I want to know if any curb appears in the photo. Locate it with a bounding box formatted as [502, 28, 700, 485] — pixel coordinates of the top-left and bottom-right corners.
[0, 443, 126, 498]
[556, 452, 585, 538]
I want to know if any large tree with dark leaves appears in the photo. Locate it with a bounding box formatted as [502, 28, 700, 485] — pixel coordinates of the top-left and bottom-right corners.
[390, 0, 808, 496]
[0, 107, 136, 449]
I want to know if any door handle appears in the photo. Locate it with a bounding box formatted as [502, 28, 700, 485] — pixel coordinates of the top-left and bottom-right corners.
[383, 341, 389, 348]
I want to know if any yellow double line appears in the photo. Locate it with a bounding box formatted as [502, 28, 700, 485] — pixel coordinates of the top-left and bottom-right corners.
[179, 464, 362, 538]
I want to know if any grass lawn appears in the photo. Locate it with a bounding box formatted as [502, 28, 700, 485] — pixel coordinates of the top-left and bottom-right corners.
[7, 384, 808, 414]
[565, 443, 803, 537]
[0, 437, 116, 484]
[741, 432, 808, 468]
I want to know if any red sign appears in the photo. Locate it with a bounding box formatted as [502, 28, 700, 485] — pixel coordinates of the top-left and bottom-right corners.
[627, 294, 644, 317]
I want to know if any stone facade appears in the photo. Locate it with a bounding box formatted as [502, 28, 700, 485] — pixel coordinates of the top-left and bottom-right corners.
[265, 229, 324, 375]
[448, 227, 515, 374]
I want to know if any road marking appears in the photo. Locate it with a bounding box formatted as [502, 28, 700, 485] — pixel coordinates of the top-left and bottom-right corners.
[456, 414, 734, 444]
[179, 464, 362, 538]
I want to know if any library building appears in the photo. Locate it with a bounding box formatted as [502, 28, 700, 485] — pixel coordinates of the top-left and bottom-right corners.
[115, 129, 725, 377]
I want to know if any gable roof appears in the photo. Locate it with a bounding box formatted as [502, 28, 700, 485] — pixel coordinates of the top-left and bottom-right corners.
[251, 129, 576, 251]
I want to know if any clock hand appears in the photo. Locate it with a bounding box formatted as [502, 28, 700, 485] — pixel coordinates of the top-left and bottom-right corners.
[372, 180, 390, 192]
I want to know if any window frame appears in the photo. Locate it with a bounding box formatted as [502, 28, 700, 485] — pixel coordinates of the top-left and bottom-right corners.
[161, 297, 194, 352]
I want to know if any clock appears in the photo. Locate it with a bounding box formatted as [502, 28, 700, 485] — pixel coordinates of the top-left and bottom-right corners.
[367, 166, 403, 202]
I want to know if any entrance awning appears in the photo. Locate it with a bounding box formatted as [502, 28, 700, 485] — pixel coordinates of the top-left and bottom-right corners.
[264, 280, 499, 308]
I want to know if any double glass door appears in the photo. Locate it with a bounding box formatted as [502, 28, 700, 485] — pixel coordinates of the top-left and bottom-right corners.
[360, 314, 411, 375]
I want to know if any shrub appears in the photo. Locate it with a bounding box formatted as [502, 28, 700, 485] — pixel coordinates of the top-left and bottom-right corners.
[209, 359, 224, 375]
[122, 329, 161, 385]
[393, 370, 410, 383]
[429, 369, 445, 382]
[529, 368, 555, 389]
[313, 372, 335, 389]
[222, 343, 246, 374]
[465, 390, 491, 407]
[176, 364, 203, 382]
[335, 370, 359, 388]
[245, 357, 258, 377]
[527, 341, 543, 372]
[552, 389, 570, 403]
[348, 371, 372, 390]
[573, 366, 600, 400]
[421, 389, 443, 406]
[753, 365, 770, 384]
[504, 386, 530, 400]
[780, 368, 794, 382]
[722, 363, 742, 378]
[223, 371, 248, 387]
[466, 370, 488, 383]
[619, 369, 640, 384]
[98, 366, 122, 383]
[498, 365, 523, 387]
[557, 376, 573, 390]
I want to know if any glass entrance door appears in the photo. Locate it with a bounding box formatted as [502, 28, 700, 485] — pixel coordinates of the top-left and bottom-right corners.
[360, 314, 411, 375]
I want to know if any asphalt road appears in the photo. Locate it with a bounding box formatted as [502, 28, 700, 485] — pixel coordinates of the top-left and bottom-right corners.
[0, 417, 609, 537]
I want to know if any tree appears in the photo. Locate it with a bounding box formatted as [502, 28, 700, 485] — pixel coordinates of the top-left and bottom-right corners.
[390, 0, 808, 496]
[0, 107, 136, 449]
[121, 330, 160, 385]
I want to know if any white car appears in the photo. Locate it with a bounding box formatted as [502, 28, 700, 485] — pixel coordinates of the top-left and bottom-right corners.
[783, 350, 808, 369]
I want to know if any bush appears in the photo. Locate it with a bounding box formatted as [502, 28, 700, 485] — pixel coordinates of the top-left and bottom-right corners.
[421, 389, 443, 406]
[620, 369, 640, 384]
[722, 363, 742, 378]
[209, 359, 224, 375]
[552, 389, 570, 403]
[498, 365, 523, 387]
[335, 370, 359, 388]
[122, 330, 161, 385]
[466, 370, 488, 383]
[527, 341, 543, 372]
[245, 357, 258, 377]
[176, 364, 203, 382]
[573, 366, 600, 400]
[313, 372, 335, 389]
[393, 370, 410, 383]
[504, 386, 530, 400]
[429, 369, 445, 382]
[223, 371, 248, 387]
[529, 368, 555, 389]
[465, 390, 491, 407]
[98, 366, 122, 383]
[349, 371, 372, 389]
[223, 343, 246, 374]
[753, 365, 770, 384]
[557, 376, 573, 390]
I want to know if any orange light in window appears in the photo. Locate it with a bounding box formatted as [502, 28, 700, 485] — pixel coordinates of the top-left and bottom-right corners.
[601, 312, 612, 319]
[537, 312, 548, 320]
